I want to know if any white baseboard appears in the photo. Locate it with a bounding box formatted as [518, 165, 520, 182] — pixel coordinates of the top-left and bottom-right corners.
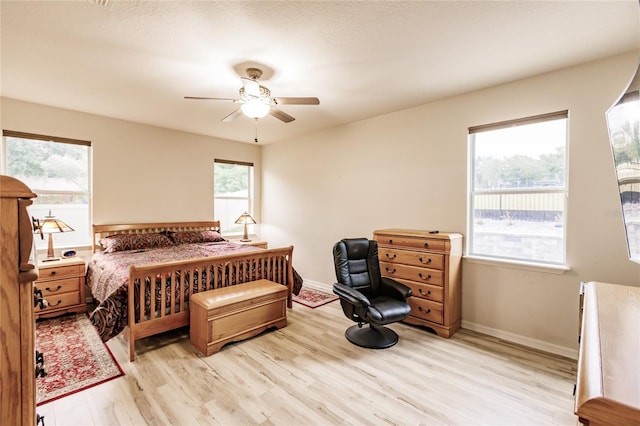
[461, 320, 578, 360]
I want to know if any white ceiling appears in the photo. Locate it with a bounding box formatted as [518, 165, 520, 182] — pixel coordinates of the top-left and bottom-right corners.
[1, 1, 639, 145]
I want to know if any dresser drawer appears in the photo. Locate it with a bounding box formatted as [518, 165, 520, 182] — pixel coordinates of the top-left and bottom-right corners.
[379, 248, 444, 270]
[37, 264, 83, 280]
[380, 261, 444, 286]
[408, 297, 443, 324]
[36, 277, 80, 295]
[376, 235, 446, 252]
[396, 278, 443, 303]
[35, 291, 81, 313]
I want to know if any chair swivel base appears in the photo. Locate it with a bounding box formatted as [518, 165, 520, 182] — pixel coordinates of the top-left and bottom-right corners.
[345, 324, 399, 349]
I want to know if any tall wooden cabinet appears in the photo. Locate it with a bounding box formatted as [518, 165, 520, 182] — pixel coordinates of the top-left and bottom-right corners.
[1, 175, 39, 425]
[374, 229, 463, 338]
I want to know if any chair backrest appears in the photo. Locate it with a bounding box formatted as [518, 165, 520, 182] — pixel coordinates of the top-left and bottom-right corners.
[333, 238, 382, 295]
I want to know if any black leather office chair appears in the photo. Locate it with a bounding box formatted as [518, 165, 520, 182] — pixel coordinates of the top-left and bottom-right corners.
[332, 238, 412, 349]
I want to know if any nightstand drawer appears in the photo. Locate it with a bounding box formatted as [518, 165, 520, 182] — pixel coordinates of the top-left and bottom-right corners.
[379, 248, 444, 270]
[35, 291, 81, 313]
[37, 277, 81, 296]
[37, 264, 83, 280]
[380, 261, 444, 286]
[231, 240, 268, 249]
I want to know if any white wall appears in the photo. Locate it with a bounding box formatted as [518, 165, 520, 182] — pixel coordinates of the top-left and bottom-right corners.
[261, 52, 640, 357]
[1, 98, 262, 226]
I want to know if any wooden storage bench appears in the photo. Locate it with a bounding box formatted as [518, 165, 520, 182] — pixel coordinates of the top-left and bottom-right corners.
[189, 279, 288, 356]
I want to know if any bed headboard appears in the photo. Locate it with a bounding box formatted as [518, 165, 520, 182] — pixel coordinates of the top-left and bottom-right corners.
[92, 221, 222, 252]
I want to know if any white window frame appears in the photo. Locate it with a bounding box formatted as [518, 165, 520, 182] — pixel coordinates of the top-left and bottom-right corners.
[467, 111, 569, 266]
[213, 158, 254, 235]
[1, 130, 92, 250]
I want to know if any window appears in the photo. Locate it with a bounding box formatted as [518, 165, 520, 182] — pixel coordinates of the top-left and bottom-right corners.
[213, 159, 254, 234]
[1, 130, 92, 250]
[468, 111, 568, 265]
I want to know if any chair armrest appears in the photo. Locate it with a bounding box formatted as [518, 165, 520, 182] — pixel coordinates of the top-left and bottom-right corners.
[380, 277, 412, 300]
[333, 283, 371, 307]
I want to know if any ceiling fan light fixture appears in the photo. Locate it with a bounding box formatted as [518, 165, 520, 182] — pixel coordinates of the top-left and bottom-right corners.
[241, 99, 270, 119]
[185, 66, 319, 124]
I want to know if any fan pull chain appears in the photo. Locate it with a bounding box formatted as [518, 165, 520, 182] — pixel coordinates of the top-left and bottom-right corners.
[254, 118, 259, 143]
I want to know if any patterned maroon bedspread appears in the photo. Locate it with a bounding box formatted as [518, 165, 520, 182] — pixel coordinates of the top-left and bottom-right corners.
[87, 242, 302, 341]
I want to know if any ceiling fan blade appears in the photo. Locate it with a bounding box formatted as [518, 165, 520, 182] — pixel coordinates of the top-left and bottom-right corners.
[184, 96, 237, 101]
[273, 97, 320, 105]
[270, 107, 295, 123]
[222, 108, 244, 122]
[241, 77, 261, 97]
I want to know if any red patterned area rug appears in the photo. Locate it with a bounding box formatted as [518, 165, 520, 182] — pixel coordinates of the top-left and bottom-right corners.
[293, 287, 339, 308]
[36, 313, 124, 406]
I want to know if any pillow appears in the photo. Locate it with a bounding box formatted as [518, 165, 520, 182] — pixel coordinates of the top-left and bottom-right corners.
[169, 230, 224, 245]
[100, 233, 174, 253]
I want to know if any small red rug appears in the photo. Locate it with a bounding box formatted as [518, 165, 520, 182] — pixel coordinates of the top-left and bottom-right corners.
[35, 313, 124, 406]
[293, 287, 338, 308]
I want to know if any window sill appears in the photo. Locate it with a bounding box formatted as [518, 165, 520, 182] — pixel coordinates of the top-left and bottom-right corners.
[463, 255, 571, 275]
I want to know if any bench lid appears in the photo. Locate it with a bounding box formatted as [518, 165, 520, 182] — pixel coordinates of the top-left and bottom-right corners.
[190, 279, 287, 309]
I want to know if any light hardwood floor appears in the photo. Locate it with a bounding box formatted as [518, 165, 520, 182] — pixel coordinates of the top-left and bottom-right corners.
[37, 299, 578, 425]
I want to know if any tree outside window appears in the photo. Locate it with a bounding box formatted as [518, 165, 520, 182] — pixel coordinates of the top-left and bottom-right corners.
[214, 159, 254, 234]
[2, 132, 91, 250]
[468, 112, 568, 265]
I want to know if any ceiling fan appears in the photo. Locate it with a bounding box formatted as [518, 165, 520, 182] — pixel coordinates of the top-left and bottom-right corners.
[185, 67, 320, 123]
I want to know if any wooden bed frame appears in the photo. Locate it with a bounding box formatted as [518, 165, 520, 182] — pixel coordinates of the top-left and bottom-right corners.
[92, 221, 294, 361]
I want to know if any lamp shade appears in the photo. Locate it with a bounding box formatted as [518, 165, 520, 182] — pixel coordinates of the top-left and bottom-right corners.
[234, 212, 257, 225]
[241, 99, 270, 119]
[39, 216, 74, 234]
[234, 212, 256, 242]
[33, 210, 74, 261]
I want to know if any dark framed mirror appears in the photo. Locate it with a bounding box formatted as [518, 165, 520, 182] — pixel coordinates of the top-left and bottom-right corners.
[607, 64, 640, 262]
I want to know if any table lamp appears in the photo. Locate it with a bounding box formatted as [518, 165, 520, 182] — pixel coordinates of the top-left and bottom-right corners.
[234, 211, 256, 242]
[32, 210, 74, 262]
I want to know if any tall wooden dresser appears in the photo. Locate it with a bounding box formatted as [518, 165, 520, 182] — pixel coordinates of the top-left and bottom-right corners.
[0, 175, 39, 425]
[374, 229, 463, 338]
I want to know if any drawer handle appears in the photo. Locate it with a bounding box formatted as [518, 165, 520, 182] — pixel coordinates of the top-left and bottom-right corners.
[418, 306, 431, 314]
[385, 267, 397, 273]
[385, 253, 397, 259]
[423, 242, 429, 248]
[35, 364, 47, 379]
[46, 285, 62, 292]
[388, 239, 393, 244]
[419, 257, 432, 264]
[49, 299, 62, 307]
[33, 288, 47, 310]
[419, 289, 432, 296]
[419, 273, 432, 280]
[50, 271, 56, 276]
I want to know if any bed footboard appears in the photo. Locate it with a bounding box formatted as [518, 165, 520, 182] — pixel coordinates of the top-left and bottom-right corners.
[127, 246, 294, 361]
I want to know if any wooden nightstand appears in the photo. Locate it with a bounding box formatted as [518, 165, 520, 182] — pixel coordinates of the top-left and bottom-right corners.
[34, 257, 87, 319]
[231, 240, 268, 249]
